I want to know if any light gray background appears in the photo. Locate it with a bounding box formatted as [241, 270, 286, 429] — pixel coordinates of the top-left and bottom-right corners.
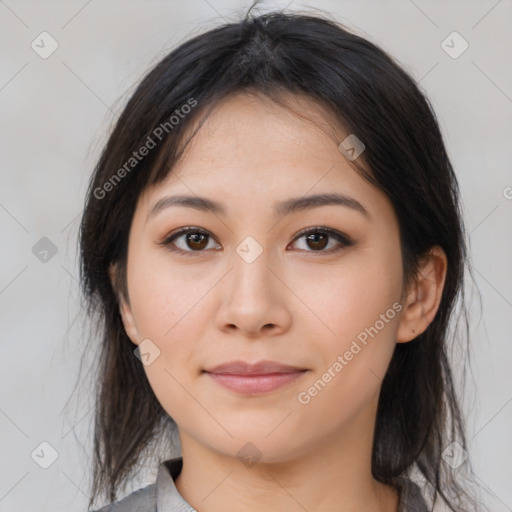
[1, 0, 511, 511]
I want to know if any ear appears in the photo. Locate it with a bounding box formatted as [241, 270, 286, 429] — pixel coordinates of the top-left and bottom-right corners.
[108, 262, 140, 346]
[396, 246, 448, 343]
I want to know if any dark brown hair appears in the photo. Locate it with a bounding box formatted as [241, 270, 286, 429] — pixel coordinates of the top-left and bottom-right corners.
[79, 6, 480, 511]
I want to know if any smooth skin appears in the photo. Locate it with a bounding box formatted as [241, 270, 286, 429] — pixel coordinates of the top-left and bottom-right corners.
[110, 91, 447, 512]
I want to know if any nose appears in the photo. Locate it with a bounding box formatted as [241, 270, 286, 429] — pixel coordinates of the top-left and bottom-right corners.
[214, 250, 292, 339]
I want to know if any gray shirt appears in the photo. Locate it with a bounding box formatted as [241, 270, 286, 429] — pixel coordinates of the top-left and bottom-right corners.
[93, 457, 428, 511]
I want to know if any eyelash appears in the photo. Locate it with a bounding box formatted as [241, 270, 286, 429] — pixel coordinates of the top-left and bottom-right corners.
[158, 226, 354, 257]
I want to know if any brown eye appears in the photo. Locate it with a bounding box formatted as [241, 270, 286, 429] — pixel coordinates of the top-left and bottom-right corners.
[185, 232, 209, 250]
[290, 227, 353, 254]
[304, 232, 329, 251]
[160, 226, 353, 257]
[160, 228, 220, 255]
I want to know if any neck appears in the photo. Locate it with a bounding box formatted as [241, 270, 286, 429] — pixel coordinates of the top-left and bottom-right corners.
[174, 401, 399, 512]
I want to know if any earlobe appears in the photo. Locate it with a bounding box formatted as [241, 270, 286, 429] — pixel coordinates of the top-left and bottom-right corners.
[396, 246, 447, 343]
[108, 262, 140, 346]
[118, 297, 140, 346]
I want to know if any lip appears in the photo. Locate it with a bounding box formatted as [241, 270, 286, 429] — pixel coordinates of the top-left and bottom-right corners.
[205, 360, 306, 375]
[203, 360, 308, 394]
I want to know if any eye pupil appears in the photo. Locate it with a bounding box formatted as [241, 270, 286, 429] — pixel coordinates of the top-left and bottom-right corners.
[188, 233, 208, 250]
[306, 233, 328, 250]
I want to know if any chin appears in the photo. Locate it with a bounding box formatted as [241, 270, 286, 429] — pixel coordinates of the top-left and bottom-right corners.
[195, 428, 307, 465]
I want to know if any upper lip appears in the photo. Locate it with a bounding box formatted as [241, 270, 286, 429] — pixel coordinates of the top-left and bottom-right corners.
[204, 360, 306, 375]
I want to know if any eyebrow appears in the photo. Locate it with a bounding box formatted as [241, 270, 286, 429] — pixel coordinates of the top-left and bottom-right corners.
[148, 192, 370, 221]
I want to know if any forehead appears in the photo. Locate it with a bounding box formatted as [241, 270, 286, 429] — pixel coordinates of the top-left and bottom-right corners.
[180, 91, 346, 170]
[150, 91, 365, 190]
[136, 91, 393, 226]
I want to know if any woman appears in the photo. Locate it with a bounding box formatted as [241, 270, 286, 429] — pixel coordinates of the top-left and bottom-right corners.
[80, 7, 480, 512]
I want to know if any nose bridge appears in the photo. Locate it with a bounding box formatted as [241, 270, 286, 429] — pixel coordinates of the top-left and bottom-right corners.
[216, 238, 289, 335]
[230, 239, 275, 304]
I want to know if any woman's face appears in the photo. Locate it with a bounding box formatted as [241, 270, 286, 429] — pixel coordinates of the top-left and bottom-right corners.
[117, 91, 408, 463]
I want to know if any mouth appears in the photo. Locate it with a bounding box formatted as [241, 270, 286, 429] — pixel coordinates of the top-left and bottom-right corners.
[202, 360, 309, 394]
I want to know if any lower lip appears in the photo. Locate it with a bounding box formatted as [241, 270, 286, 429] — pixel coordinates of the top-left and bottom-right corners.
[206, 371, 307, 394]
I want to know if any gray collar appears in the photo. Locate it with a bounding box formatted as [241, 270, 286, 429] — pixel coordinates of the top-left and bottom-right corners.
[156, 457, 197, 511]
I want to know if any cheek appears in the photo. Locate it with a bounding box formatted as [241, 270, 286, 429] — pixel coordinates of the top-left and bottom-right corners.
[127, 246, 207, 340]
[294, 289, 401, 435]
[299, 244, 403, 399]
[126, 254, 210, 423]
[306, 246, 402, 345]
